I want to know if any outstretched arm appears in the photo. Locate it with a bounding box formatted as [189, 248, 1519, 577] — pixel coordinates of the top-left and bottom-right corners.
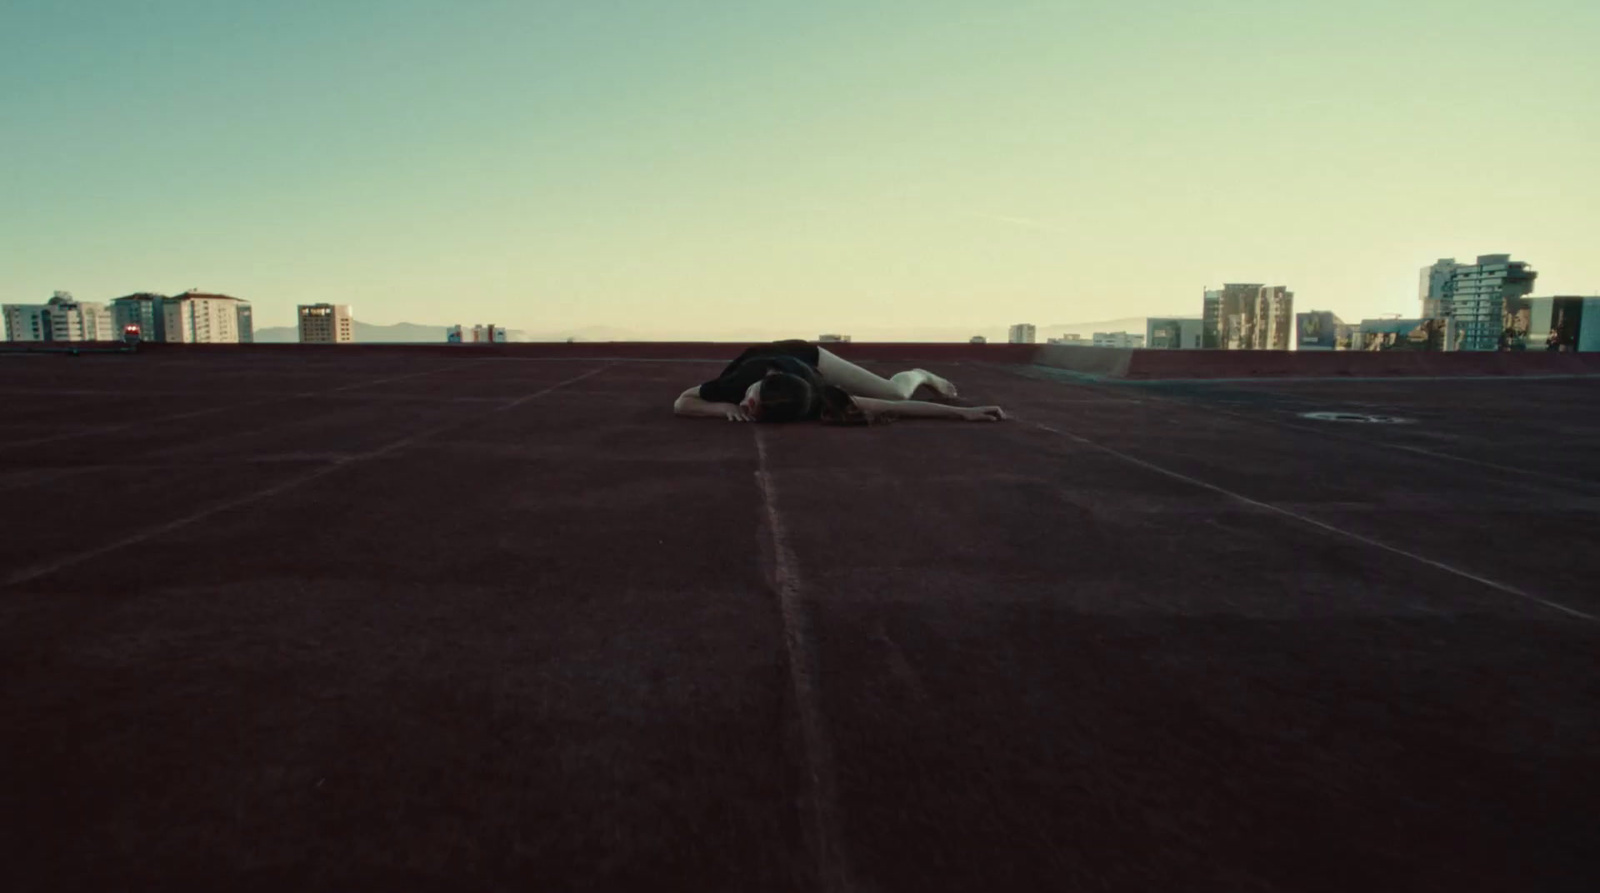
[674, 386, 753, 421]
[852, 397, 1006, 422]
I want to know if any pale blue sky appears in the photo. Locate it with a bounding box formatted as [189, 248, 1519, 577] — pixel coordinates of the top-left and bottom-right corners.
[3, 0, 1596, 337]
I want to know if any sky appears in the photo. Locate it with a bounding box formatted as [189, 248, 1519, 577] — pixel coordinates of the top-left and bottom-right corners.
[3, 0, 1597, 339]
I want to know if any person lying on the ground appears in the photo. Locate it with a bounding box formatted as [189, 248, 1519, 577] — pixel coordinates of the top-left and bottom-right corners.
[673, 340, 1007, 423]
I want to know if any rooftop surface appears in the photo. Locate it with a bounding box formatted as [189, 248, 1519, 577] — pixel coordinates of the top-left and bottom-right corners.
[3, 344, 1599, 891]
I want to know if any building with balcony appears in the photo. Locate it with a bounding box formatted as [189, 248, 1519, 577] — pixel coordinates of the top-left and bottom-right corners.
[1434, 254, 1537, 352]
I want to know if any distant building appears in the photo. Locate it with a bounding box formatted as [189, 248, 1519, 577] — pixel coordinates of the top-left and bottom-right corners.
[1092, 331, 1145, 348]
[1145, 317, 1203, 350]
[110, 292, 252, 343]
[3, 292, 116, 342]
[1294, 311, 1345, 351]
[236, 302, 254, 343]
[164, 291, 253, 343]
[969, 335, 987, 344]
[1047, 333, 1084, 345]
[1202, 284, 1293, 350]
[1355, 317, 1453, 352]
[1435, 254, 1537, 352]
[1008, 324, 1036, 344]
[299, 304, 354, 343]
[1502, 296, 1600, 352]
[1419, 258, 1463, 318]
[110, 293, 169, 341]
[818, 333, 851, 343]
[448, 324, 506, 344]
[1251, 286, 1294, 350]
[1335, 322, 1360, 351]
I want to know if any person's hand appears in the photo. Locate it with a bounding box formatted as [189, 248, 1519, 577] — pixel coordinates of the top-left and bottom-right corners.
[961, 406, 1007, 422]
[723, 405, 754, 422]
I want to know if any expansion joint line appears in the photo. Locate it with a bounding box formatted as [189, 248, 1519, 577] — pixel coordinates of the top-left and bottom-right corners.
[753, 429, 854, 893]
[1033, 422, 1597, 623]
[1, 365, 610, 590]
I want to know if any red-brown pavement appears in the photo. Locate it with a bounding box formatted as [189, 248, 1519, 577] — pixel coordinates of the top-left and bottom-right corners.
[2, 346, 1598, 892]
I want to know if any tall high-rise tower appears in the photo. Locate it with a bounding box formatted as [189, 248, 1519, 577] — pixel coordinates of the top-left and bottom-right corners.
[1438, 255, 1537, 351]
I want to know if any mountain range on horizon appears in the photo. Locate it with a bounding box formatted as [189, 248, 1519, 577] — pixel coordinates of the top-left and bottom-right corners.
[251, 315, 1192, 344]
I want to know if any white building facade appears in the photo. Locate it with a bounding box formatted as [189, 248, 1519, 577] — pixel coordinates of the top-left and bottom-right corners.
[3, 292, 116, 342]
[161, 291, 253, 343]
[1008, 323, 1037, 344]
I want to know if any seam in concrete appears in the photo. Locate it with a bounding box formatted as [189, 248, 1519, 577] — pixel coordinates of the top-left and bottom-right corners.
[0, 365, 466, 452]
[1250, 416, 1600, 493]
[500, 368, 609, 409]
[0, 405, 257, 451]
[1004, 364, 1600, 492]
[754, 429, 852, 893]
[0, 388, 513, 403]
[2, 365, 610, 590]
[321, 365, 462, 394]
[1372, 440, 1600, 491]
[1121, 391, 1600, 493]
[1232, 405, 1600, 494]
[1034, 422, 1598, 623]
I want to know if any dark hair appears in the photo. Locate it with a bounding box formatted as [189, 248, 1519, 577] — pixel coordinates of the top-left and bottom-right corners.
[755, 371, 818, 423]
[743, 362, 872, 425]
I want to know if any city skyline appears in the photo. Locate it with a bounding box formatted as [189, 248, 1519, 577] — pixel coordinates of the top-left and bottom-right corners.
[3, 1, 1597, 337]
[7, 263, 1596, 345]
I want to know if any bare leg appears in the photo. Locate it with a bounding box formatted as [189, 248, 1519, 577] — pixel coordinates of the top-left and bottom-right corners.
[816, 348, 959, 400]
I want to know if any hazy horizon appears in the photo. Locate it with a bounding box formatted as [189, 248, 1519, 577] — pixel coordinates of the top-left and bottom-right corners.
[246, 314, 1185, 343]
[4, 0, 1597, 336]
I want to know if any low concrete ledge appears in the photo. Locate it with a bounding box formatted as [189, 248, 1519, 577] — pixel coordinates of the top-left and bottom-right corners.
[18, 340, 1600, 378]
[119, 341, 1043, 363]
[1034, 345, 1600, 380]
